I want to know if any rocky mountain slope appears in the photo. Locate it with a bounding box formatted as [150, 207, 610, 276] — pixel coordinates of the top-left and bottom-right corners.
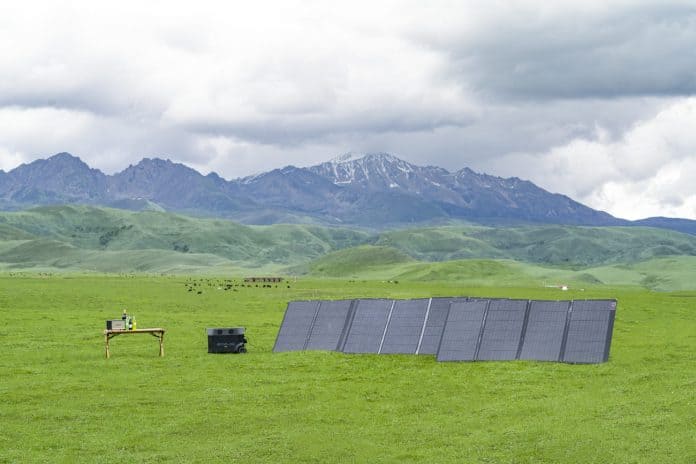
[1, 152, 693, 232]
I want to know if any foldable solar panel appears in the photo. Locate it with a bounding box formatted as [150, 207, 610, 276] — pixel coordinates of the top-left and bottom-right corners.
[476, 299, 528, 361]
[340, 299, 394, 354]
[436, 300, 488, 361]
[305, 299, 355, 351]
[273, 300, 320, 352]
[519, 300, 570, 361]
[417, 297, 467, 355]
[562, 300, 616, 364]
[274, 297, 617, 364]
[380, 298, 430, 354]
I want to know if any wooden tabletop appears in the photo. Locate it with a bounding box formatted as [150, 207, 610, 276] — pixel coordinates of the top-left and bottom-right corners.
[104, 328, 165, 334]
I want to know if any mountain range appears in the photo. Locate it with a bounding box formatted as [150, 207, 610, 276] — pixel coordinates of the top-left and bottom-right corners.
[1, 152, 694, 233]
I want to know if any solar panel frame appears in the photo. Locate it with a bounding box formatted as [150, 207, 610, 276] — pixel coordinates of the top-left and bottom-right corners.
[272, 300, 320, 352]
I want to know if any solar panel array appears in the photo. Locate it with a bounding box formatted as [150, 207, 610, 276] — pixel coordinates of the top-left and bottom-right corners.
[273, 297, 617, 364]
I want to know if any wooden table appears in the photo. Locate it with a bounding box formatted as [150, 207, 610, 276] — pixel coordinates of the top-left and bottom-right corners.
[103, 328, 165, 358]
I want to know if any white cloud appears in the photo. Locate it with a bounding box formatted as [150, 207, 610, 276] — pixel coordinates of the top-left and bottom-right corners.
[501, 98, 696, 219]
[0, 1, 475, 142]
[0, 105, 194, 174]
[0, 148, 24, 172]
[0, 106, 93, 143]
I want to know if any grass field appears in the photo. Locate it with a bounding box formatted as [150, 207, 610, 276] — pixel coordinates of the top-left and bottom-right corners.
[1, 274, 694, 463]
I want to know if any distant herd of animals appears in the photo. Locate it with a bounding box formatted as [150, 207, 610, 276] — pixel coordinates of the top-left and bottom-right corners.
[184, 277, 290, 294]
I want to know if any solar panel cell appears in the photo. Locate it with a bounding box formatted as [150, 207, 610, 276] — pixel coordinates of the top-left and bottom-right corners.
[380, 299, 430, 354]
[417, 297, 468, 355]
[477, 299, 527, 361]
[562, 300, 616, 364]
[272, 301, 319, 352]
[436, 300, 488, 361]
[519, 300, 569, 361]
[305, 300, 355, 351]
[341, 299, 394, 354]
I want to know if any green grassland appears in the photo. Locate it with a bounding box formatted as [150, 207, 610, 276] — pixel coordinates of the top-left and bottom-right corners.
[1, 274, 694, 463]
[1, 206, 695, 461]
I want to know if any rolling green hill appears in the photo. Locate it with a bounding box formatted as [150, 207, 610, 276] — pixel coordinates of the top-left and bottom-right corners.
[309, 245, 415, 277]
[308, 249, 696, 292]
[376, 225, 696, 266]
[2, 206, 696, 290]
[0, 206, 369, 271]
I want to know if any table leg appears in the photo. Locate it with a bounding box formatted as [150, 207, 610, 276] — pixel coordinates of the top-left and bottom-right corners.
[105, 334, 110, 359]
[159, 332, 164, 357]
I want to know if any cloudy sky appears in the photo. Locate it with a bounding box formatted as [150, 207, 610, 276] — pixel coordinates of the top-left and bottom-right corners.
[1, 0, 695, 219]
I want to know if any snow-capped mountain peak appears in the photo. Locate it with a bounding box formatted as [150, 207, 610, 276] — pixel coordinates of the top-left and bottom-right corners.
[329, 151, 400, 163]
[329, 152, 367, 164]
[310, 152, 423, 188]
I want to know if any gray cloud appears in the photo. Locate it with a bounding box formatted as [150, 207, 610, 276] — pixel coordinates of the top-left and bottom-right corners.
[456, 3, 696, 99]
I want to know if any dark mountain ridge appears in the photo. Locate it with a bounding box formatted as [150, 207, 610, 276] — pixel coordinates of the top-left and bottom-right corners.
[0, 153, 109, 204]
[0, 152, 693, 233]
